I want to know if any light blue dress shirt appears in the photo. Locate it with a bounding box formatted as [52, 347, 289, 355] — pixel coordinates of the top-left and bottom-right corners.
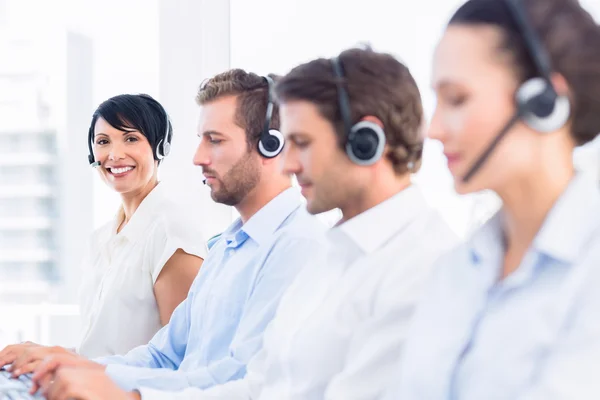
[94, 187, 326, 392]
[393, 173, 600, 400]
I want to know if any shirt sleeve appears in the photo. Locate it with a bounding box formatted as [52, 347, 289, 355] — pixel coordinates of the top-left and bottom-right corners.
[137, 349, 267, 399]
[149, 213, 208, 284]
[100, 235, 321, 393]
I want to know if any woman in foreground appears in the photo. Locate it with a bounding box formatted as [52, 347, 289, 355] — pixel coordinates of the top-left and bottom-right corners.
[391, 0, 600, 398]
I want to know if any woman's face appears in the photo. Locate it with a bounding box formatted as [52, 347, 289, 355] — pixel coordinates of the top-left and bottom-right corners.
[92, 117, 158, 195]
[429, 24, 549, 195]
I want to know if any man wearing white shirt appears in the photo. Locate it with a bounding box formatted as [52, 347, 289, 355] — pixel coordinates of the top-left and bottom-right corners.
[36, 48, 458, 400]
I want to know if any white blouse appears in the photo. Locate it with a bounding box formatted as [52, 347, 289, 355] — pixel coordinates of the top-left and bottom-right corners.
[76, 184, 207, 359]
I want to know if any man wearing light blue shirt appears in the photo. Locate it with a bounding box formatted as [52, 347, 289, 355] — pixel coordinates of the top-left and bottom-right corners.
[96, 188, 322, 392]
[29, 69, 326, 395]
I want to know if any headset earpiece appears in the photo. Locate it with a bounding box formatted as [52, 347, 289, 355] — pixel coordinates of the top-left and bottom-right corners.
[346, 120, 386, 166]
[505, 0, 571, 133]
[257, 76, 284, 158]
[331, 57, 386, 166]
[87, 124, 96, 165]
[516, 77, 570, 133]
[155, 106, 172, 160]
[156, 138, 171, 159]
[258, 128, 284, 158]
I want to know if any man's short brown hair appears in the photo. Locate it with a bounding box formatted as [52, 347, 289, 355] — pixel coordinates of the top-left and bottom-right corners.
[275, 47, 424, 174]
[196, 69, 280, 148]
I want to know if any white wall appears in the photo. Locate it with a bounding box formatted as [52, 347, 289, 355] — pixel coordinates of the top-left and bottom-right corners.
[85, 0, 161, 227]
[83, 0, 235, 239]
[156, 0, 234, 240]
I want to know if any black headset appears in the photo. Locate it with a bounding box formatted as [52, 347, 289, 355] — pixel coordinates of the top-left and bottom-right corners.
[88, 128, 99, 166]
[88, 96, 172, 167]
[155, 104, 172, 160]
[505, 0, 570, 132]
[330, 57, 386, 166]
[257, 76, 285, 158]
[463, 0, 571, 182]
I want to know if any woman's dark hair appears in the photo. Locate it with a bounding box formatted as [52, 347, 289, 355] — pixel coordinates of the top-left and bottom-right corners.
[450, 0, 600, 146]
[88, 94, 172, 162]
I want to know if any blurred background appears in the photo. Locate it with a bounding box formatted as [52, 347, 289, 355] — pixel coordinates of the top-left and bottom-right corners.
[1, 0, 599, 349]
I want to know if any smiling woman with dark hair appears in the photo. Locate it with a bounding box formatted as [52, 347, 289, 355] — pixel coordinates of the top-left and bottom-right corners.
[0, 94, 205, 374]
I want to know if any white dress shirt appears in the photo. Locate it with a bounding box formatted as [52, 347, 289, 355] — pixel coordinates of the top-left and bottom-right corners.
[77, 184, 207, 358]
[138, 184, 459, 400]
[388, 172, 600, 400]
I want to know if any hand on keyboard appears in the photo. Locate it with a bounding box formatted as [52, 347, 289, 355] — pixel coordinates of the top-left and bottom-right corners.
[38, 367, 139, 400]
[0, 342, 40, 371]
[31, 353, 105, 395]
[10, 345, 74, 378]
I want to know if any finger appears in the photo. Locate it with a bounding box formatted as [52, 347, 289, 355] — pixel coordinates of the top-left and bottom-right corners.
[0, 350, 17, 369]
[11, 350, 35, 375]
[3, 344, 36, 369]
[13, 360, 40, 377]
[0, 346, 12, 363]
[31, 371, 53, 395]
[32, 356, 63, 385]
[40, 373, 56, 397]
[13, 346, 52, 376]
[0, 344, 25, 368]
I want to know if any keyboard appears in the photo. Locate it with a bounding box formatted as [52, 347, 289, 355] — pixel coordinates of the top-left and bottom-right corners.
[0, 368, 42, 400]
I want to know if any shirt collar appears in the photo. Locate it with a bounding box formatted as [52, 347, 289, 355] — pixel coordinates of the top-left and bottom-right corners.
[533, 172, 600, 263]
[469, 172, 600, 266]
[468, 212, 504, 267]
[329, 184, 429, 254]
[116, 183, 165, 242]
[222, 187, 304, 247]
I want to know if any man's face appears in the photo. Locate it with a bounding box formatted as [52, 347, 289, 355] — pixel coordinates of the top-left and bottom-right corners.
[193, 95, 262, 206]
[280, 100, 360, 214]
